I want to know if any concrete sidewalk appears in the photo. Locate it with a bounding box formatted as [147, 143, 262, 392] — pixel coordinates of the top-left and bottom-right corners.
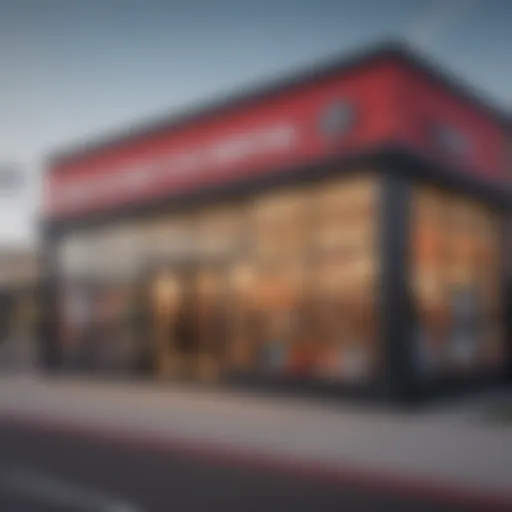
[0, 374, 511, 507]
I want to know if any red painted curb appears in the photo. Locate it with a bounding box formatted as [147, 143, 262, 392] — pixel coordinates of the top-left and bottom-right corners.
[1, 410, 511, 511]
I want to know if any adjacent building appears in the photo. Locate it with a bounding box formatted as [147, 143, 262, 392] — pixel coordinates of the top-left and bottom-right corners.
[0, 246, 39, 368]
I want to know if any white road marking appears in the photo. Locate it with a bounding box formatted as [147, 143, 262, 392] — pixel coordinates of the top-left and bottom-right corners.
[0, 466, 143, 512]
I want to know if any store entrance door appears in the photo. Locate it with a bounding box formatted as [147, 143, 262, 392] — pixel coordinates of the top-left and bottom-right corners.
[148, 261, 227, 382]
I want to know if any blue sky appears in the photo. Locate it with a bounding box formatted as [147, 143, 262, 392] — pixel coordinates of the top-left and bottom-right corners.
[0, 0, 510, 245]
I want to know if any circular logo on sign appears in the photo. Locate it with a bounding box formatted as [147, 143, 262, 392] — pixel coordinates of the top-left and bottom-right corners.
[318, 100, 355, 139]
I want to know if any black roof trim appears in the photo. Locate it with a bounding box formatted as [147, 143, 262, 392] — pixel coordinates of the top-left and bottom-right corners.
[46, 39, 509, 170]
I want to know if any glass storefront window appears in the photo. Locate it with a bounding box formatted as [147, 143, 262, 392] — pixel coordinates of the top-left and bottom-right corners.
[247, 188, 312, 376]
[312, 175, 377, 255]
[251, 189, 309, 263]
[310, 253, 378, 382]
[411, 186, 505, 377]
[55, 174, 382, 385]
[194, 206, 246, 261]
[142, 215, 194, 261]
[307, 175, 380, 383]
[251, 261, 307, 375]
[226, 263, 258, 370]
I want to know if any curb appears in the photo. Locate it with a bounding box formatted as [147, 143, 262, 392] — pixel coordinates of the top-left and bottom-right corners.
[1, 410, 511, 511]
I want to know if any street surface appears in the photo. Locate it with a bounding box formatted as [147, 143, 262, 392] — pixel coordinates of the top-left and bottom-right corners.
[0, 422, 472, 512]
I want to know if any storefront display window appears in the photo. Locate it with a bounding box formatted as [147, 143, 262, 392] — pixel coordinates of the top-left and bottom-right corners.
[54, 174, 382, 385]
[411, 186, 505, 378]
[252, 189, 309, 263]
[57, 225, 146, 372]
[150, 268, 183, 378]
[143, 215, 194, 261]
[252, 262, 307, 375]
[309, 175, 380, 383]
[226, 263, 257, 371]
[194, 206, 246, 261]
[248, 189, 311, 376]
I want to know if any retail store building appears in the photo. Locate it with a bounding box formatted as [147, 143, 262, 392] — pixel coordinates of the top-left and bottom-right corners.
[40, 43, 511, 402]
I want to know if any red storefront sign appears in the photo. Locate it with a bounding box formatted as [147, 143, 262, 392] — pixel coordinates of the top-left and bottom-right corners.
[45, 56, 508, 220]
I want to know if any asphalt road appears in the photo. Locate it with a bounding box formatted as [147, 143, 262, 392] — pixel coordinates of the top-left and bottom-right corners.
[0, 422, 480, 512]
